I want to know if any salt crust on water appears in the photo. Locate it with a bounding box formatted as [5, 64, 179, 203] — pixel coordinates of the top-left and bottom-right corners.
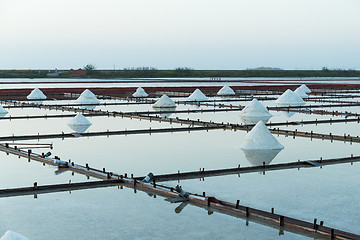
[132, 87, 148, 97]
[27, 88, 47, 100]
[153, 94, 176, 108]
[294, 88, 308, 98]
[275, 89, 305, 106]
[240, 99, 271, 118]
[187, 89, 208, 101]
[217, 85, 235, 96]
[75, 89, 100, 104]
[240, 121, 284, 150]
[299, 84, 311, 93]
[0, 230, 29, 240]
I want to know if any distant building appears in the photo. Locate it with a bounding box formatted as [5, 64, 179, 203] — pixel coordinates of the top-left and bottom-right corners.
[68, 68, 87, 77]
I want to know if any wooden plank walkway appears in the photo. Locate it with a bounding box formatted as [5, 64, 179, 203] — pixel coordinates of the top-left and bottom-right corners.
[0, 126, 224, 141]
[0, 118, 359, 143]
[0, 108, 243, 121]
[5, 98, 360, 119]
[269, 103, 360, 110]
[2, 112, 359, 131]
[0, 180, 122, 198]
[134, 156, 360, 182]
[267, 117, 360, 127]
[271, 108, 360, 118]
[1, 100, 155, 108]
[4, 98, 360, 110]
[0, 144, 358, 239]
[0, 113, 104, 120]
[1, 100, 360, 143]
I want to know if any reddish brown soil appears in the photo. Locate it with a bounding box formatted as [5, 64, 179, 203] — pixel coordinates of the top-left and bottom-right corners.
[0, 83, 359, 100]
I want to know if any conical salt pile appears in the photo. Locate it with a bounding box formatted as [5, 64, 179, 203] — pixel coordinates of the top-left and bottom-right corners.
[217, 85, 235, 96]
[0, 230, 29, 240]
[275, 89, 305, 106]
[299, 84, 311, 93]
[294, 88, 308, 98]
[153, 94, 176, 108]
[67, 113, 92, 133]
[240, 99, 272, 124]
[240, 121, 284, 165]
[75, 89, 100, 105]
[240, 121, 284, 150]
[27, 88, 47, 100]
[132, 87, 149, 97]
[240, 99, 272, 118]
[187, 89, 208, 101]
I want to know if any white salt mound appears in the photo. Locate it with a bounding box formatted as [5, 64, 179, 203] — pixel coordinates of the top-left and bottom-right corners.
[132, 87, 149, 97]
[294, 88, 308, 98]
[281, 111, 296, 118]
[240, 99, 271, 118]
[240, 99, 272, 124]
[275, 89, 305, 106]
[0, 230, 29, 240]
[67, 113, 92, 133]
[68, 113, 92, 126]
[79, 89, 97, 99]
[187, 89, 208, 101]
[75, 89, 100, 104]
[159, 107, 176, 118]
[240, 121, 284, 150]
[217, 85, 235, 96]
[153, 94, 176, 108]
[27, 88, 47, 100]
[299, 84, 311, 93]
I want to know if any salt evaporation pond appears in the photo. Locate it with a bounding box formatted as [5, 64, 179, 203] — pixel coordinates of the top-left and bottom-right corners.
[0, 129, 359, 239]
[0, 86, 359, 239]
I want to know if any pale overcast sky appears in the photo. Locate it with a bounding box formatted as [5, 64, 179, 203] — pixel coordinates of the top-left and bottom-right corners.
[0, 0, 359, 70]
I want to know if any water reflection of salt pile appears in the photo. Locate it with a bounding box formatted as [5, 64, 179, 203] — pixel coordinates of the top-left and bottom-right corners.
[187, 89, 208, 102]
[240, 121, 284, 166]
[27, 88, 46, 105]
[280, 111, 296, 118]
[0, 230, 29, 240]
[67, 113, 92, 133]
[157, 107, 176, 118]
[132, 87, 148, 97]
[75, 89, 100, 110]
[0, 105, 8, 118]
[240, 99, 272, 125]
[217, 85, 235, 96]
[275, 89, 305, 107]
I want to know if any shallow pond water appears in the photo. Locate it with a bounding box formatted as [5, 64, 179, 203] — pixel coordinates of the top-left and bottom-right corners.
[0, 88, 359, 239]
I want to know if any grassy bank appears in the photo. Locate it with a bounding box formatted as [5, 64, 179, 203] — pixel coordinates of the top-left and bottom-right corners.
[0, 69, 360, 79]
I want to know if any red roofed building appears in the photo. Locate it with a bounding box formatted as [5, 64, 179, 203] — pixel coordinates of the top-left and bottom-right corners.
[68, 68, 87, 77]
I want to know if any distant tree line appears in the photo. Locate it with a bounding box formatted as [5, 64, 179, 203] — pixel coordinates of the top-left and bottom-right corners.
[0, 68, 359, 79]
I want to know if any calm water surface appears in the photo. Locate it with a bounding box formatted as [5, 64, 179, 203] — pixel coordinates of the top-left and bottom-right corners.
[0, 93, 359, 239]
